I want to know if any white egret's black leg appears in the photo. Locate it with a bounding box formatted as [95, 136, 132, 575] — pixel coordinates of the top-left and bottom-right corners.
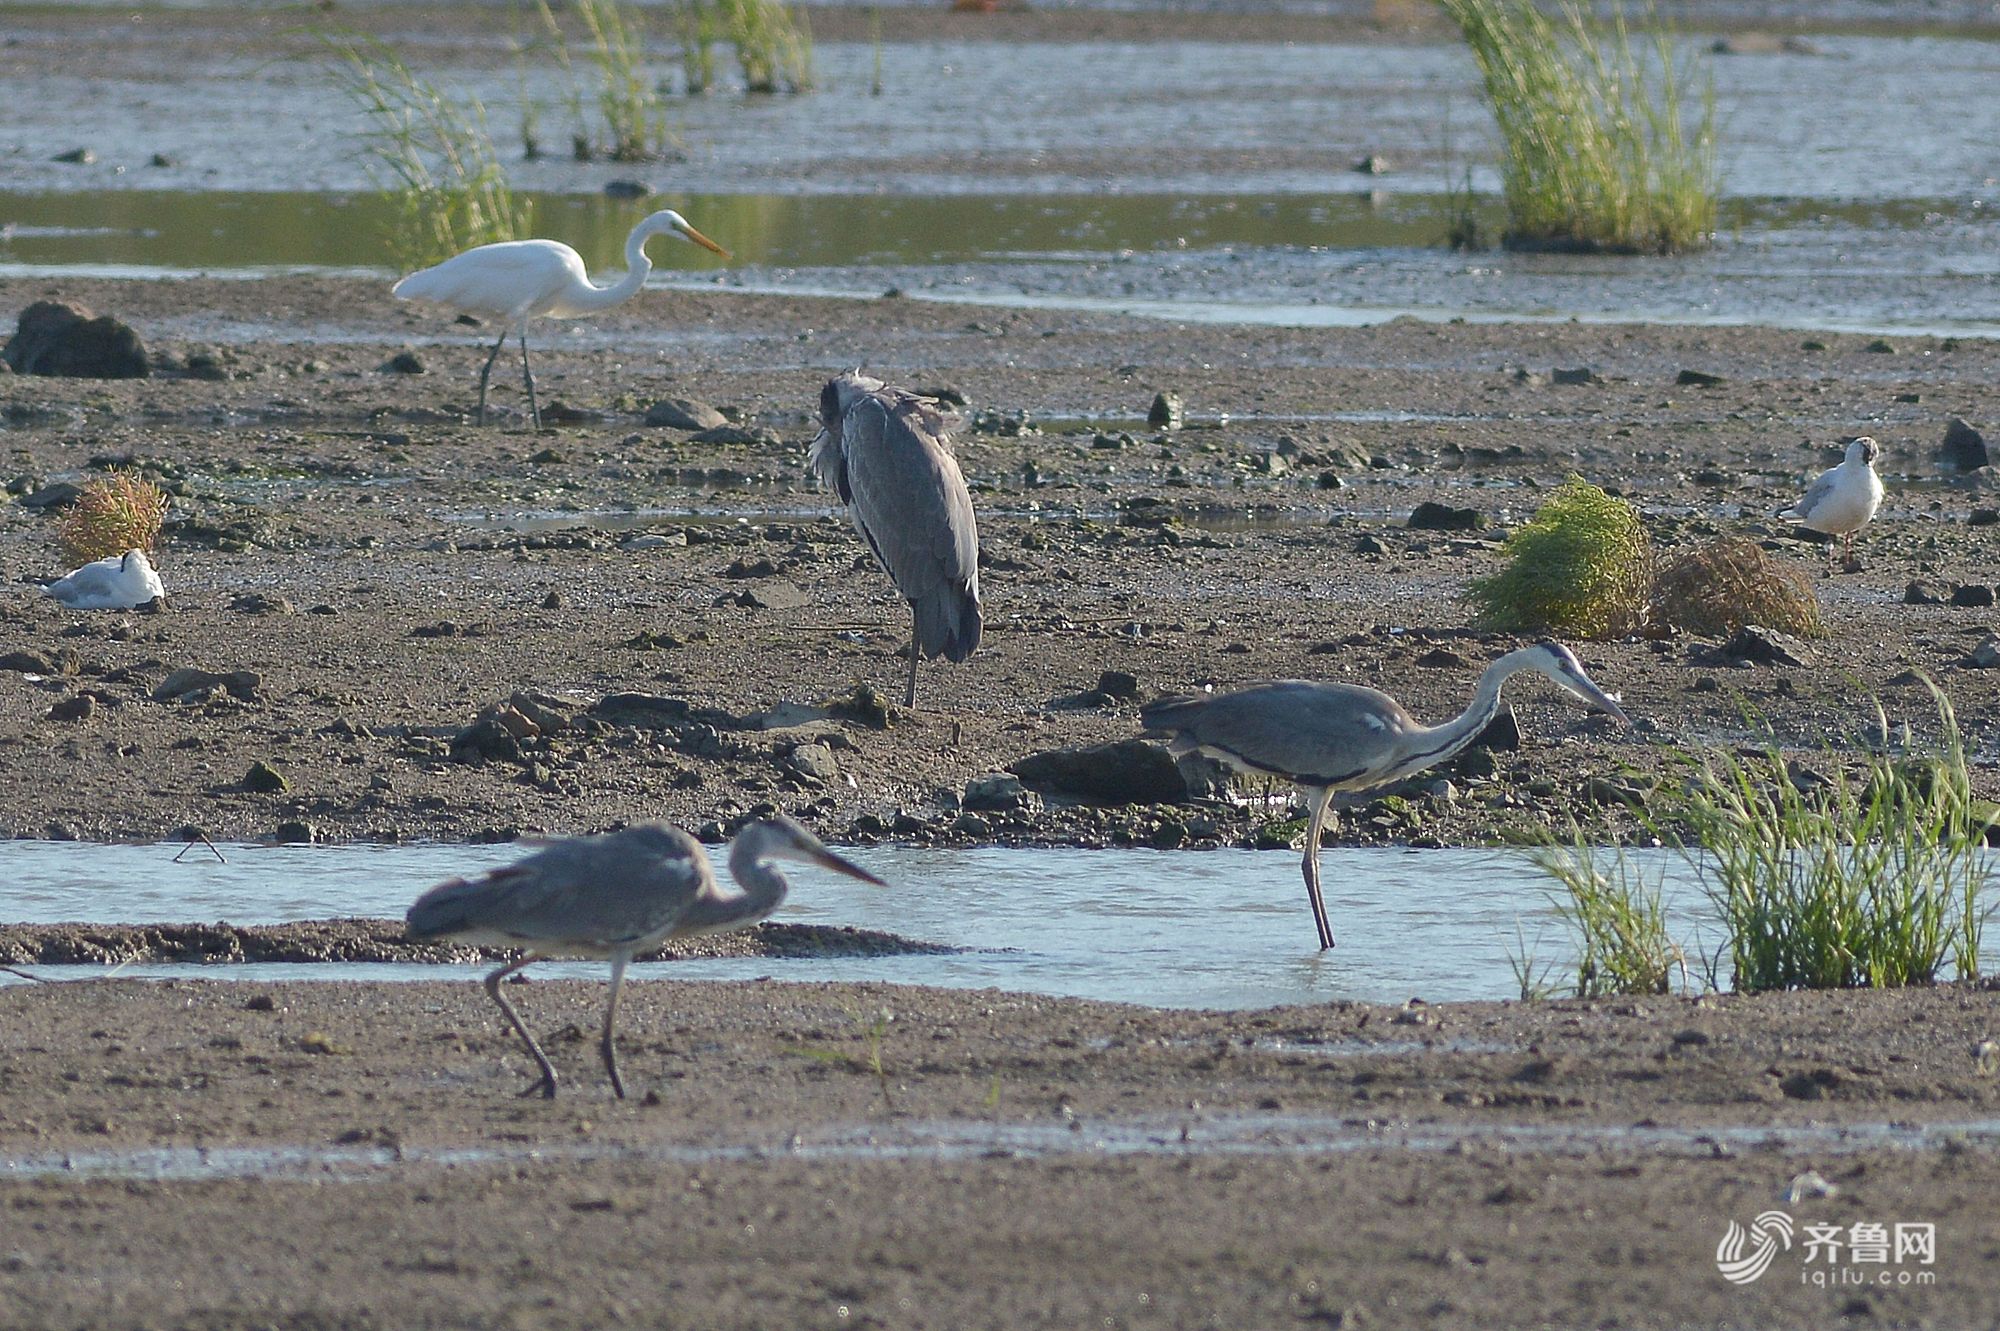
[518, 324, 542, 431]
[1300, 787, 1337, 950]
[482, 953, 558, 1098]
[476, 327, 510, 426]
[904, 612, 921, 709]
[600, 952, 631, 1100]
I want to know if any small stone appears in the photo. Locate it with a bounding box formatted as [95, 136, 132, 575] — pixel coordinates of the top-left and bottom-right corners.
[242, 761, 289, 793]
[1147, 391, 1184, 430]
[644, 398, 728, 430]
[1675, 369, 1725, 387]
[19, 481, 82, 509]
[1863, 338, 1896, 354]
[1941, 417, 1990, 471]
[1471, 706, 1521, 751]
[732, 580, 809, 610]
[963, 772, 1030, 812]
[52, 147, 95, 164]
[1408, 501, 1480, 532]
[784, 742, 840, 783]
[1969, 509, 1999, 528]
[229, 593, 294, 615]
[1710, 625, 1812, 668]
[1415, 647, 1467, 668]
[1905, 579, 1949, 606]
[603, 179, 651, 199]
[380, 351, 425, 375]
[46, 694, 96, 722]
[1551, 367, 1601, 386]
[1353, 534, 1388, 555]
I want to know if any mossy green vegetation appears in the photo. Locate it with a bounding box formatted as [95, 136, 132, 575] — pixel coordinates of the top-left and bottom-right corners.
[1469, 476, 1651, 639]
[1436, 0, 1717, 254]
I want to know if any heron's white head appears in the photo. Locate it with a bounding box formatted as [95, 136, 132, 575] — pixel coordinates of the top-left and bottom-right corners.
[641, 209, 730, 258]
[1521, 640, 1631, 726]
[1845, 436, 1880, 467]
[735, 814, 887, 886]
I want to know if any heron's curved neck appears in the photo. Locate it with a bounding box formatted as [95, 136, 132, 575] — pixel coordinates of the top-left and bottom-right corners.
[1396, 652, 1525, 777]
[676, 838, 790, 936]
[569, 218, 670, 312]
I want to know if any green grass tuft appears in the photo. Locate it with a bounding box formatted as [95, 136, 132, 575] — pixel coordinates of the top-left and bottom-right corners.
[1658, 685, 1996, 992]
[1436, 0, 1717, 254]
[1532, 823, 1687, 997]
[673, 0, 814, 95]
[1469, 476, 1651, 640]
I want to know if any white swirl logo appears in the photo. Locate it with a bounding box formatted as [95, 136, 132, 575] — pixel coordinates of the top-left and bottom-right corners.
[1716, 1210, 1795, 1285]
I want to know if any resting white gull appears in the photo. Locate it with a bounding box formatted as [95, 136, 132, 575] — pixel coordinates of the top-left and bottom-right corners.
[43, 549, 166, 609]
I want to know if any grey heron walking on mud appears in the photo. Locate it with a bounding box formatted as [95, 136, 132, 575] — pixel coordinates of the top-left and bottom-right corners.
[1778, 436, 1884, 571]
[811, 371, 982, 708]
[406, 816, 884, 1099]
[391, 209, 729, 430]
[1141, 641, 1630, 951]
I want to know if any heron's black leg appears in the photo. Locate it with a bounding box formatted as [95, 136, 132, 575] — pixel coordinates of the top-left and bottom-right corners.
[476, 327, 510, 427]
[518, 324, 542, 432]
[904, 617, 921, 710]
[1300, 788, 1337, 950]
[600, 952, 630, 1100]
[482, 953, 558, 1098]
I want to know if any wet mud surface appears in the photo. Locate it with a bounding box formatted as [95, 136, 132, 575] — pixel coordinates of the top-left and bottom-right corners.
[0, 276, 1996, 850]
[2, 976, 1999, 1328]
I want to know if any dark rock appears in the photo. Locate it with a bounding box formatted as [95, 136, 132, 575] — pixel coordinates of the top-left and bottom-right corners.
[1967, 635, 2000, 670]
[46, 694, 96, 722]
[1711, 625, 1813, 667]
[1941, 417, 1990, 471]
[821, 682, 893, 730]
[1471, 705, 1520, 752]
[182, 349, 230, 382]
[1408, 501, 1481, 532]
[1969, 509, 1999, 527]
[1095, 670, 1141, 701]
[1551, 367, 1602, 386]
[379, 351, 425, 375]
[54, 148, 97, 164]
[272, 821, 318, 844]
[1905, 579, 1949, 605]
[1353, 153, 1391, 174]
[1009, 739, 1189, 806]
[644, 398, 728, 430]
[1863, 338, 1896, 354]
[229, 593, 294, 615]
[603, 179, 651, 199]
[1147, 391, 1183, 430]
[689, 424, 781, 447]
[724, 556, 783, 579]
[152, 668, 260, 703]
[1415, 647, 1467, 668]
[1675, 369, 1725, 388]
[962, 772, 1031, 812]
[783, 741, 840, 783]
[2, 301, 148, 379]
[730, 580, 809, 610]
[0, 648, 78, 676]
[1950, 583, 1997, 608]
[1354, 534, 1388, 555]
[242, 761, 289, 793]
[1779, 1068, 1840, 1101]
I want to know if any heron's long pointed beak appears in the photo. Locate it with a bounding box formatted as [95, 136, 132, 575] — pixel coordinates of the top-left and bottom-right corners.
[678, 223, 731, 259]
[808, 844, 888, 887]
[1566, 672, 1632, 727]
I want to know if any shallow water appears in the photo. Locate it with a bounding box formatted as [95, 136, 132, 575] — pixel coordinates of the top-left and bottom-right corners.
[0, 839, 1767, 1008]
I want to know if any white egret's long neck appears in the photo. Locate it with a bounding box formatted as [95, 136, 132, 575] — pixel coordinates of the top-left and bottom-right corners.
[675, 832, 790, 936]
[1390, 652, 1527, 780]
[568, 217, 671, 312]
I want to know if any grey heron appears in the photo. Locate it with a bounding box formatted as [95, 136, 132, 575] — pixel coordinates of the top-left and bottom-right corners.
[810, 371, 982, 708]
[391, 209, 728, 430]
[1778, 436, 1883, 571]
[406, 816, 884, 1099]
[1141, 640, 1630, 950]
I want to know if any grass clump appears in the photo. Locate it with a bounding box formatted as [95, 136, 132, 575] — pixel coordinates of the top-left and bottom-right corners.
[532, 0, 672, 161]
[673, 0, 814, 94]
[1661, 686, 1995, 992]
[1469, 476, 1651, 639]
[317, 31, 531, 269]
[1532, 824, 1686, 997]
[1652, 536, 1825, 638]
[58, 472, 169, 565]
[1436, 0, 1717, 254]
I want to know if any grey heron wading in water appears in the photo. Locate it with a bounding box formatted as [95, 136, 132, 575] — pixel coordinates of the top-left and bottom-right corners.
[406, 816, 884, 1099]
[1141, 641, 1630, 950]
[391, 209, 728, 430]
[811, 371, 982, 708]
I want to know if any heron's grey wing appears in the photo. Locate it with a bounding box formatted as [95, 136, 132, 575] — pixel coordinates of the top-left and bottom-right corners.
[407, 827, 708, 952]
[841, 392, 982, 661]
[1169, 681, 1421, 790]
[1783, 468, 1838, 520]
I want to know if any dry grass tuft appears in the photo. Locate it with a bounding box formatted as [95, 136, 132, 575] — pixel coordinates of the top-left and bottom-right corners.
[1652, 536, 1824, 638]
[57, 472, 169, 566]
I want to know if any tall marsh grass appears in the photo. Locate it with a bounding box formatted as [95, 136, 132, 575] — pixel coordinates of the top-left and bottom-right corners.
[1532, 825, 1686, 997]
[1666, 688, 1994, 992]
[318, 32, 531, 269]
[533, 0, 671, 160]
[673, 0, 815, 94]
[1436, 0, 1717, 253]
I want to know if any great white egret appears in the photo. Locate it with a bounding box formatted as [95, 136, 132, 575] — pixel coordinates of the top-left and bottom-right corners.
[1141, 642, 1630, 950]
[406, 816, 884, 1099]
[1779, 436, 1884, 571]
[391, 209, 729, 430]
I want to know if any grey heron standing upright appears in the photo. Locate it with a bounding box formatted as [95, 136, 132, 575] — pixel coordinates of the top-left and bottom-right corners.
[391, 209, 729, 430]
[1141, 641, 1630, 950]
[406, 816, 884, 1099]
[811, 371, 982, 708]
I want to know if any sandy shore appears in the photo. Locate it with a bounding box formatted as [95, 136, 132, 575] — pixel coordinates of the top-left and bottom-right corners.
[1, 976, 1998, 1329]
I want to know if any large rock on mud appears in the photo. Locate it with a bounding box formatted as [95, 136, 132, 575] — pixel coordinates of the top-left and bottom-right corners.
[2, 300, 149, 378]
[1008, 739, 1190, 806]
[1940, 417, 1990, 472]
